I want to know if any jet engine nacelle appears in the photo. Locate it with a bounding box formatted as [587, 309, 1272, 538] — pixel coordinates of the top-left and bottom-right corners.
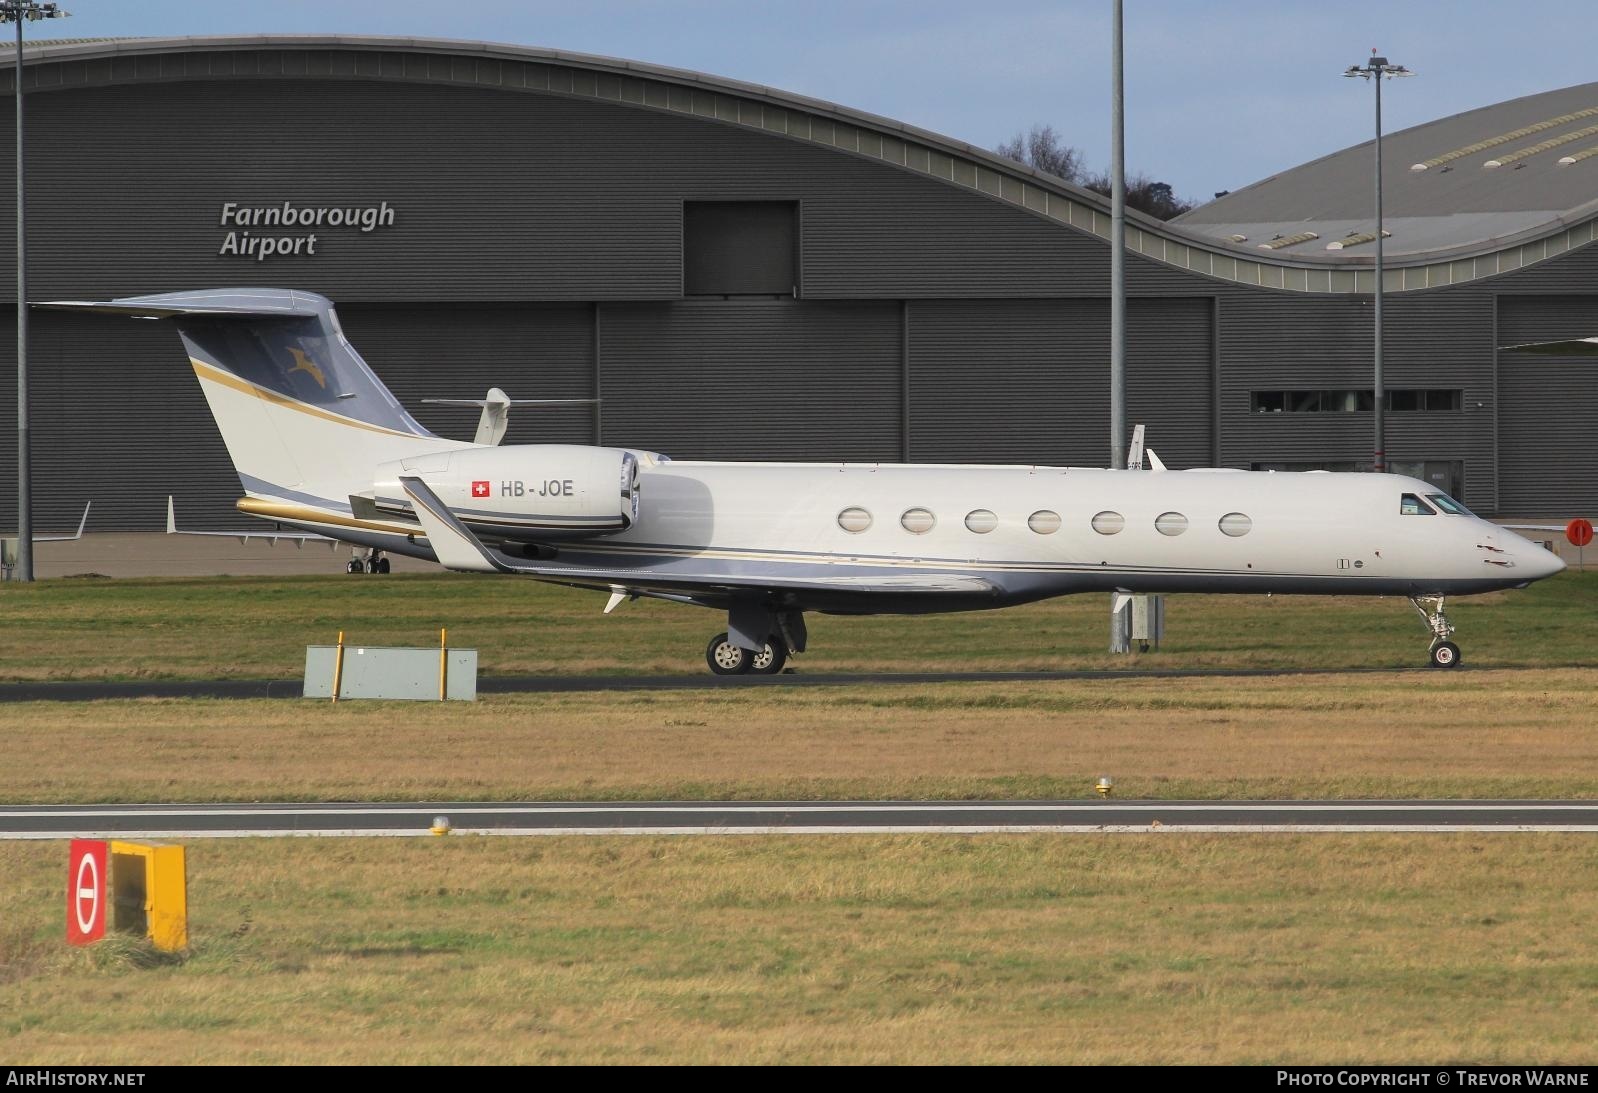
[373, 444, 640, 541]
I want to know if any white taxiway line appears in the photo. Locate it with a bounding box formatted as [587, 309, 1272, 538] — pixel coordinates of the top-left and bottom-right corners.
[6, 825, 1598, 840]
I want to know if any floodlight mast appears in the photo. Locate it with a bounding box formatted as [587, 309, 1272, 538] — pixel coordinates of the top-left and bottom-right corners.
[1343, 50, 1413, 476]
[3, 1, 67, 583]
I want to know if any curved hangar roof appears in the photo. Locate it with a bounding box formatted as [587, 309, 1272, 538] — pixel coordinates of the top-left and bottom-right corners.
[1177, 80, 1598, 271]
[10, 34, 1598, 296]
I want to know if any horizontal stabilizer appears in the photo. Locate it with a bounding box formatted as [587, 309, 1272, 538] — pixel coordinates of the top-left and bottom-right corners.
[422, 389, 599, 445]
[34, 288, 324, 319]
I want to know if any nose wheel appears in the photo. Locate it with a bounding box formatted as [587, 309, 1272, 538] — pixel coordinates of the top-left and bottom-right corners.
[1410, 596, 1462, 669]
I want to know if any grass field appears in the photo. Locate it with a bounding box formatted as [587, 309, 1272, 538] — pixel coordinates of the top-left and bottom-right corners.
[4, 835, 1596, 1064]
[3, 669, 1596, 803]
[3, 569, 1594, 1065]
[0, 568, 1593, 681]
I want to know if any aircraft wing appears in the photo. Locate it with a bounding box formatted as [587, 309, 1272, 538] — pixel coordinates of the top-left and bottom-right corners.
[30, 501, 92, 543]
[398, 475, 998, 598]
[1499, 337, 1598, 356]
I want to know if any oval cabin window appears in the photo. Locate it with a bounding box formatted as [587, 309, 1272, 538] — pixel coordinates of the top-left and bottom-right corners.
[900, 508, 936, 534]
[1027, 510, 1061, 535]
[837, 507, 872, 534]
[1091, 511, 1125, 535]
[1155, 512, 1189, 537]
[1218, 512, 1253, 537]
[964, 509, 998, 534]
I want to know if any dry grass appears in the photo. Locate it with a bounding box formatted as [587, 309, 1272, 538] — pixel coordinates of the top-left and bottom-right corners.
[3, 669, 1595, 803]
[2, 836, 1596, 1064]
[0, 570, 1592, 681]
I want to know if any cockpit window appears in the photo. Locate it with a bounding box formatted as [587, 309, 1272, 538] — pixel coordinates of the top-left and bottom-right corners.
[1427, 492, 1472, 516]
[1400, 493, 1436, 516]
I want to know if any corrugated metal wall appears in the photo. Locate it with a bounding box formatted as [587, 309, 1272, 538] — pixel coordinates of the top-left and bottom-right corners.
[597, 299, 901, 460]
[1216, 288, 1499, 508]
[1495, 295, 1598, 515]
[338, 304, 596, 446]
[0, 77, 1186, 304]
[907, 298, 1211, 467]
[0, 311, 237, 530]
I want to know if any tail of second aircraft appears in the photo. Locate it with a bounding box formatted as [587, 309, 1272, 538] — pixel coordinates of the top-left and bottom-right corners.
[37, 288, 457, 511]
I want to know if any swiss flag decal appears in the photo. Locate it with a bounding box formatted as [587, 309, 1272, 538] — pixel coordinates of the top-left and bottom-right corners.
[471, 481, 491, 498]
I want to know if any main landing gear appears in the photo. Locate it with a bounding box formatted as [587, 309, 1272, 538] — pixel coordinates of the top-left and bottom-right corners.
[703, 607, 806, 676]
[705, 632, 789, 676]
[346, 548, 391, 575]
[1409, 595, 1461, 669]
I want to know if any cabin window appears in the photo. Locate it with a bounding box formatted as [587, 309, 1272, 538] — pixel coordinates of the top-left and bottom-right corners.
[1091, 511, 1124, 535]
[1155, 512, 1189, 536]
[1027, 510, 1061, 535]
[837, 507, 872, 533]
[1218, 512, 1252, 537]
[964, 509, 998, 534]
[901, 508, 936, 534]
[1400, 494, 1436, 516]
[1427, 493, 1471, 516]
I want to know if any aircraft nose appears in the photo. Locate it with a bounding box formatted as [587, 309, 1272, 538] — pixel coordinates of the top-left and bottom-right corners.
[1527, 546, 1568, 580]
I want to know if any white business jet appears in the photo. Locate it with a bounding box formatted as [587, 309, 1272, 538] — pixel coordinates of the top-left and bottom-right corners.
[39, 289, 1565, 673]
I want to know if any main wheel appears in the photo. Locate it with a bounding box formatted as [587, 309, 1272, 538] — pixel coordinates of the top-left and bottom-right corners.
[750, 636, 788, 674]
[374, 557, 391, 574]
[346, 558, 364, 575]
[706, 632, 753, 675]
[1429, 641, 1462, 669]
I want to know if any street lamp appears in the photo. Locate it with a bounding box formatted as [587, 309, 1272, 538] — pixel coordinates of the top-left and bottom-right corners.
[1343, 50, 1413, 476]
[2, 1, 67, 582]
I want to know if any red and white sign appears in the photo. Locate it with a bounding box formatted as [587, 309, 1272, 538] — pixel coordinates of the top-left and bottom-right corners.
[67, 839, 107, 946]
[1567, 519, 1594, 548]
[471, 481, 491, 499]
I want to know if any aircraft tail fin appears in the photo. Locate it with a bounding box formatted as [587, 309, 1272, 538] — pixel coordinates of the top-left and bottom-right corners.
[37, 289, 449, 507]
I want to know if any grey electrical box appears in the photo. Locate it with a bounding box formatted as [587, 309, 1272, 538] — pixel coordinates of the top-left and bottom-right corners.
[304, 645, 478, 701]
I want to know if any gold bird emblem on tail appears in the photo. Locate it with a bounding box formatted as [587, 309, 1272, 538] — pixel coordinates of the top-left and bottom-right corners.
[287, 346, 327, 388]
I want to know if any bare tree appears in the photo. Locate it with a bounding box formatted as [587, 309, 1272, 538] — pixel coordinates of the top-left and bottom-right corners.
[994, 123, 1083, 183]
[995, 123, 1196, 221]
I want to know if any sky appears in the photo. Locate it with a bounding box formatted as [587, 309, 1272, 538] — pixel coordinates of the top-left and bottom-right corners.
[29, 1, 1598, 204]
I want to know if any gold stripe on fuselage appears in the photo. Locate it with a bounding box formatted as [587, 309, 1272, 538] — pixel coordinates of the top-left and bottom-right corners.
[190, 358, 424, 439]
[237, 497, 417, 535]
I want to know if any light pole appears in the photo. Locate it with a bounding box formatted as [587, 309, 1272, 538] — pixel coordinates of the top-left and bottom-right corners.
[3, 1, 66, 582]
[1343, 50, 1412, 475]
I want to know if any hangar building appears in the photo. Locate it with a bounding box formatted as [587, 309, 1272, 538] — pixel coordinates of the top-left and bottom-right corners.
[0, 35, 1594, 537]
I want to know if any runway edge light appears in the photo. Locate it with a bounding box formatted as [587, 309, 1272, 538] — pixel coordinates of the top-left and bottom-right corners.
[1095, 776, 1115, 798]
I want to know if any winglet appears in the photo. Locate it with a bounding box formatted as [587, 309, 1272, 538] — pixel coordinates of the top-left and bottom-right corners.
[166, 495, 177, 535]
[399, 475, 512, 573]
[1146, 447, 1167, 472]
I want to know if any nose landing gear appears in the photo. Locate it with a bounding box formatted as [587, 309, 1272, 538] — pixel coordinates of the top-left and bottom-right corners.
[1410, 595, 1461, 669]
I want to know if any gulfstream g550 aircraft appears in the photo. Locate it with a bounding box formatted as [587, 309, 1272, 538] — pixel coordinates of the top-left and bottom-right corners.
[42, 288, 1564, 674]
